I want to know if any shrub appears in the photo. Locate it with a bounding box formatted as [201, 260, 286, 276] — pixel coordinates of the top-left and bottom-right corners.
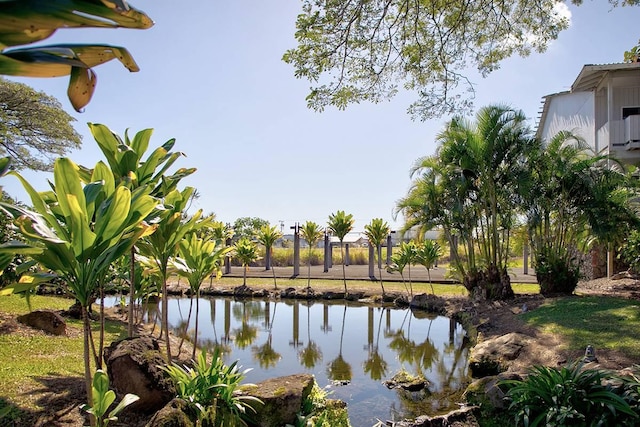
[502, 362, 638, 426]
[535, 247, 581, 296]
[160, 349, 262, 427]
[619, 230, 640, 275]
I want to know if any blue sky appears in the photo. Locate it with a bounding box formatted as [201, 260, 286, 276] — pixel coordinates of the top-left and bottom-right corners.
[3, 1, 638, 232]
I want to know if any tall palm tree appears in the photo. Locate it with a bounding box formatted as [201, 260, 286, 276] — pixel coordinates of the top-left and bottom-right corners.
[256, 224, 283, 289]
[415, 240, 442, 295]
[299, 221, 324, 291]
[399, 104, 536, 300]
[327, 210, 354, 295]
[364, 218, 390, 295]
[234, 237, 259, 286]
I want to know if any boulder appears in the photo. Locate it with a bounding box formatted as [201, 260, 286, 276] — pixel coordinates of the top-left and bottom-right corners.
[384, 371, 429, 392]
[145, 398, 195, 427]
[390, 406, 480, 427]
[463, 372, 521, 411]
[410, 293, 446, 314]
[468, 332, 530, 378]
[244, 373, 315, 427]
[103, 336, 175, 413]
[17, 310, 66, 336]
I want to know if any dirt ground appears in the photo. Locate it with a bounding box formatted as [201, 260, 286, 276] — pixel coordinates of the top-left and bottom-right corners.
[1, 276, 638, 427]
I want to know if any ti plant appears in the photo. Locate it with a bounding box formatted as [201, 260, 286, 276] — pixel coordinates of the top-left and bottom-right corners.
[160, 349, 262, 427]
[0, 0, 153, 111]
[81, 370, 139, 427]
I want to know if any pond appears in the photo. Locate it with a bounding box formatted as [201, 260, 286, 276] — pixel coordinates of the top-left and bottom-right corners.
[142, 297, 470, 427]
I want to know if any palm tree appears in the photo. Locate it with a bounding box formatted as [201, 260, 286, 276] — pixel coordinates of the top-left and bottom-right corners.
[177, 230, 231, 358]
[389, 241, 418, 298]
[327, 210, 354, 295]
[0, 1, 153, 111]
[415, 240, 442, 295]
[364, 218, 390, 295]
[256, 224, 283, 289]
[524, 130, 639, 295]
[398, 104, 537, 300]
[234, 237, 259, 286]
[0, 156, 156, 412]
[299, 221, 324, 291]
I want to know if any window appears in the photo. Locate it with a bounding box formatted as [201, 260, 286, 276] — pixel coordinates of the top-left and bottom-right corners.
[623, 106, 640, 119]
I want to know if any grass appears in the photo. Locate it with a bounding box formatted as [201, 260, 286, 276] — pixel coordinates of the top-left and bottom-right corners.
[522, 295, 640, 359]
[0, 294, 128, 411]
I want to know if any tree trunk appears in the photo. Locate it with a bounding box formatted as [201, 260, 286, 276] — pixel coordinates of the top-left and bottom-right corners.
[82, 305, 95, 426]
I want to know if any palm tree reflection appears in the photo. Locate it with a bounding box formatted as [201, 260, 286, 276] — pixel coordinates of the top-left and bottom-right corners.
[232, 300, 258, 349]
[327, 305, 352, 385]
[252, 301, 281, 369]
[298, 301, 322, 368]
[363, 307, 388, 381]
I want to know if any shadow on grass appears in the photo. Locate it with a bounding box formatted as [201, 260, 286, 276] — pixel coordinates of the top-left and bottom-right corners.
[0, 375, 87, 427]
[523, 295, 640, 361]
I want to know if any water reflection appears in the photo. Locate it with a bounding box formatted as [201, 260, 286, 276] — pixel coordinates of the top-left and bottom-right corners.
[153, 297, 469, 427]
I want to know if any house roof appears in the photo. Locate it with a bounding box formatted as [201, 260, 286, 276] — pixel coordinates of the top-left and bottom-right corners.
[571, 62, 640, 92]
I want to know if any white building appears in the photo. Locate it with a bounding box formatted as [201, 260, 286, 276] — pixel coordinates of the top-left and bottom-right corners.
[537, 62, 640, 164]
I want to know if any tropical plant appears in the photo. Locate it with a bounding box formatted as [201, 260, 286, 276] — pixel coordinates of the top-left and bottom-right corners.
[176, 229, 231, 358]
[0, 156, 156, 407]
[299, 221, 324, 291]
[364, 218, 390, 295]
[137, 187, 210, 362]
[524, 130, 639, 295]
[234, 237, 259, 286]
[0, 0, 153, 111]
[388, 241, 418, 297]
[398, 105, 536, 300]
[619, 229, 640, 275]
[88, 123, 195, 337]
[256, 224, 283, 289]
[327, 211, 354, 295]
[81, 370, 139, 427]
[502, 362, 638, 426]
[160, 349, 262, 427]
[415, 240, 442, 295]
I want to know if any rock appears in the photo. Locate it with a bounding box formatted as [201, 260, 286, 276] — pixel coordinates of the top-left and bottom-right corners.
[463, 372, 521, 411]
[383, 371, 429, 392]
[234, 285, 254, 297]
[345, 291, 364, 301]
[244, 373, 315, 427]
[17, 310, 66, 335]
[410, 293, 446, 314]
[321, 291, 345, 300]
[103, 336, 175, 413]
[390, 406, 480, 426]
[145, 398, 195, 427]
[468, 332, 530, 378]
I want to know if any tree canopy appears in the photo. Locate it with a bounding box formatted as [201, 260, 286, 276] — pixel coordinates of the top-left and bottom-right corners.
[0, 78, 81, 171]
[284, 0, 639, 120]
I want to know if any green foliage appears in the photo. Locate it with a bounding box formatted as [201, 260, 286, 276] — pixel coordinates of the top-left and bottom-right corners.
[327, 211, 354, 293]
[619, 229, 640, 274]
[502, 362, 638, 426]
[388, 241, 418, 297]
[295, 383, 351, 427]
[415, 239, 441, 294]
[624, 39, 640, 62]
[0, 0, 153, 111]
[0, 78, 82, 171]
[160, 349, 262, 427]
[233, 217, 269, 241]
[81, 370, 139, 427]
[300, 221, 324, 289]
[535, 246, 581, 296]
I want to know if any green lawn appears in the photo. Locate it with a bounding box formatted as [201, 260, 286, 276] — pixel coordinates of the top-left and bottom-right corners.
[522, 295, 640, 360]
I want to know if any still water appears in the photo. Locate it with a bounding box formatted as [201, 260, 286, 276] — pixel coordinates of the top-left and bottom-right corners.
[146, 297, 470, 427]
